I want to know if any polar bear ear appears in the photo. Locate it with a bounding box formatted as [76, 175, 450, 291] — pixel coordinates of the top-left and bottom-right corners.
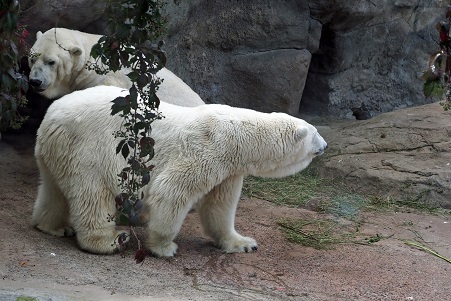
[36, 31, 42, 39]
[294, 126, 309, 141]
[69, 46, 83, 57]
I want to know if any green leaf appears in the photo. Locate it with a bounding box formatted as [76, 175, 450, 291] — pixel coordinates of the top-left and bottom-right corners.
[127, 138, 136, 148]
[17, 77, 29, 93]
[116, 139, 127, 155]
[9, 40, 17, 56]
[129, 85, 139, 108]
[111, 103, 123, 115]
[129, 158, 141, 171]
[116, 212, 130, 226]
[133, 121, 147, 134]
[111, 96, 127, 115]
[127, 71, 139, 82]
[10, 98, 16, 111]
[141, 172, 150, 185]
[423, 79, 443, 98]
[140, 137, 155, 147]
[112, 96, 127, 106]
[140, 144, 154, 158]
[121, 143, 130, 160]
[90, 43, 102, 59]
[116, 24, 132, 40]
[109, 51, 120, 71]
[6, 12, 12, 30]
[137, 74, 148, 89]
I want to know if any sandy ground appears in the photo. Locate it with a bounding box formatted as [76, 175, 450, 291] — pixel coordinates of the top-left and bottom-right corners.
[0, 133, 450, 301]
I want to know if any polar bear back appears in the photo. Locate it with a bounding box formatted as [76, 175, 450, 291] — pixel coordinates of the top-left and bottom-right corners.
[38, 86, 325, 187]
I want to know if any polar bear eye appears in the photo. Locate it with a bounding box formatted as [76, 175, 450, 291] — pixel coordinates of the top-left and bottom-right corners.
[47, 60, 56, 66]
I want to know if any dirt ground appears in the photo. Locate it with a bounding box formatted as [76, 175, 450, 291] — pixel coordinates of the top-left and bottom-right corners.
[0, 132, 450, 301]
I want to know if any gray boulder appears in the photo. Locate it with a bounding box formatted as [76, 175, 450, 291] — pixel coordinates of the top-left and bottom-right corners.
[314, 102, 451, 208]
[162, 0, 313, 114]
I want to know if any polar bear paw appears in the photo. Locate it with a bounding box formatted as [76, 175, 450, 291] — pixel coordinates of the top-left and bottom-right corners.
[147, 241, 178, 257]
[77, 229, 130, 254]
[219, 235, 258, 254]
[36, 224, 75, 237]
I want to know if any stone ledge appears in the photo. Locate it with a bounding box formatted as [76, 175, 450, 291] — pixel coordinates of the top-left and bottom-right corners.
[314, 102, 451, 208]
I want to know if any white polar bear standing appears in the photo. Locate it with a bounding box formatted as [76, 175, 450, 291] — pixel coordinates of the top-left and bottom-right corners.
[28, 27, 204, 106]
[33, 86, 327, 257]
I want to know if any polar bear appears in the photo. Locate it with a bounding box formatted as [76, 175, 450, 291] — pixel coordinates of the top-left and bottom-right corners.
[28, 27, 204, 106]
[33, 86, 327, 257]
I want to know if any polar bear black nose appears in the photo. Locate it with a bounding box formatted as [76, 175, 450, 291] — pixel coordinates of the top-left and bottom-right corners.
[29, 79, 42, 87]
[315, 143, 327, 156]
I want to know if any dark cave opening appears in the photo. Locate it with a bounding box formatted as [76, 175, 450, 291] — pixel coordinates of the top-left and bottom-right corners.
[300, 23, 339, 117]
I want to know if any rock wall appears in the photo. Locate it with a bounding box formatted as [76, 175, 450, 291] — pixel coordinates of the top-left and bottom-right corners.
[304, 0, 448, 118]
[162, 0, 447, 118]
[20, 0, 448, 118]
[20, 0, 105, 36]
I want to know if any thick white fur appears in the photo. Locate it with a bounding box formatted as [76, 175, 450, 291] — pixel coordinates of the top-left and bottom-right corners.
[33, 86, 327, 256]
[28, 27, 204, 106]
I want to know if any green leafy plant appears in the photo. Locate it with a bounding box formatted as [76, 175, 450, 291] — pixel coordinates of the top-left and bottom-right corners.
[89, 0, 167, 263]
[0, 0, 29, 132]
[422, 6, 451, 111]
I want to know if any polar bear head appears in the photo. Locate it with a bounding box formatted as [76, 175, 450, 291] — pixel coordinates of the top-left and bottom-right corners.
[239, 112, 328, 179]
[267, 117, 328, 178]
[28, 28, 95, 99]
[195, 105, 328, 179]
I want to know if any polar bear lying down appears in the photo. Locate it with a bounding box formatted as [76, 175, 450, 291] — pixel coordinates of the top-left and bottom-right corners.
[28, 27, 204, 107]
[33, 86, 327, 257]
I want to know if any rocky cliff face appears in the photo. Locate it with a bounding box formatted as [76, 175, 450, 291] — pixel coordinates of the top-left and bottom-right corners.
[162, 0, 446, 118]
[21, 0, 447, 118]
[304, 0, 447, 119]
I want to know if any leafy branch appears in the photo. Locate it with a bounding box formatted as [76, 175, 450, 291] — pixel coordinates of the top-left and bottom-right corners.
[422, 6, 451, 111]
[89, 0, 167, 263]
[0, 0, 29, 132]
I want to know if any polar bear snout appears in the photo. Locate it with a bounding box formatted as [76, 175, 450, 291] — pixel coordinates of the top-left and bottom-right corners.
[313, 133, 328, 156]
[29, 78, 44, 91]
[315, 143, 327, 156]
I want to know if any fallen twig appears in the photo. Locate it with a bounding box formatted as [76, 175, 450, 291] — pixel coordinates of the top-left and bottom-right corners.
[404, 241, 451, 264]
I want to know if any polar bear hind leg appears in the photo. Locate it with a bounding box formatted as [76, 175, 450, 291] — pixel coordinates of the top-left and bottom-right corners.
[32, 157, 74, 237]
[68, 184, 130, 254]
[197, 175, 258, 253]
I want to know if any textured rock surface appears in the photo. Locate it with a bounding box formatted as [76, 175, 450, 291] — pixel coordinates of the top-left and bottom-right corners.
[313, 102, 451, 208]
[162, 0, 313, 115]
[162, 0, 446, 118]
[16, 0, 451, 209]
[20, 0, 105, 37]
[20, 0, 447, 118]
[302, 0, 447, 118]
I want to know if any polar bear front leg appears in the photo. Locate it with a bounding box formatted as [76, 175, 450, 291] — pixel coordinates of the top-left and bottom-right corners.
[32, 160, 74, 237]
[144, 198, 193, 257]
[197, 175, 258, 253]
